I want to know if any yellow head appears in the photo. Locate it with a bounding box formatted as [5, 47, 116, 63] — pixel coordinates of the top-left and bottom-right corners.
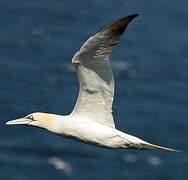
[6, 112, 54, 129]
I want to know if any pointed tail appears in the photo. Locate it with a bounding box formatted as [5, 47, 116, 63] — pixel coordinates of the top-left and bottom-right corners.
[119, 132, 180, 152]
[139, 142, 181, 152]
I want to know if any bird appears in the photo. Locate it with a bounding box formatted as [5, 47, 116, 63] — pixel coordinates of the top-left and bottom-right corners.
[6, 14, 178, 151]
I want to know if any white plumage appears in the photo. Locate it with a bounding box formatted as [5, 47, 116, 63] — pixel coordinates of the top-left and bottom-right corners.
[6, 14, 178, 152]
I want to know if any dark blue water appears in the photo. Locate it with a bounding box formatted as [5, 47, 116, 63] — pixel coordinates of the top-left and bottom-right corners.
[0, 0, 187, 179]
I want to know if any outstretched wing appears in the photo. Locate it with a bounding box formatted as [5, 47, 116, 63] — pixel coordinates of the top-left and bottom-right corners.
[71, 14, 138, 128]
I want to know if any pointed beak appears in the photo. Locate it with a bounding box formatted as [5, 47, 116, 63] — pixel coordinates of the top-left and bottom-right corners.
[6, 118, 33, 125]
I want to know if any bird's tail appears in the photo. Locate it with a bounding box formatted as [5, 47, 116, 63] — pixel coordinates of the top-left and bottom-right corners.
[118, 131, 180, 152]
[138, 142, 181, 152]
[119, 133, 180, 152]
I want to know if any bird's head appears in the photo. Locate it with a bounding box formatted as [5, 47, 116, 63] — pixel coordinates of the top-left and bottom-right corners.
[6, 112, 54, 129]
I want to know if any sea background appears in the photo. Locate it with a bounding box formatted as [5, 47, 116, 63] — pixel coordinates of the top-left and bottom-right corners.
[0, 0, 187, 180]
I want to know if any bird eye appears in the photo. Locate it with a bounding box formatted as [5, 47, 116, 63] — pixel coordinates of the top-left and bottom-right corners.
[26, 115, 35, 120]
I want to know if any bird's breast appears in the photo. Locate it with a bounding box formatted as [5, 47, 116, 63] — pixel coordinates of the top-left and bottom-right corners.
[51, 117, 125, 148]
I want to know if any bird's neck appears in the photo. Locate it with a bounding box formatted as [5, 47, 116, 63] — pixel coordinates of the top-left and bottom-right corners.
[42, 114, 71, 135]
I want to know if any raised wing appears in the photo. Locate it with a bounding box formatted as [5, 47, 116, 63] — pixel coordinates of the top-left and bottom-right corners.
[71, 14, 138, 128]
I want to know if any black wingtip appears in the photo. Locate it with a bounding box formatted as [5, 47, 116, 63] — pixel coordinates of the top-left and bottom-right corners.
[130, 13, 139, 18]
[127, 13, 139, 22]
[105, 14, 139, 35]
[120, 13, 139, 25]
[98, 14, 139, 36]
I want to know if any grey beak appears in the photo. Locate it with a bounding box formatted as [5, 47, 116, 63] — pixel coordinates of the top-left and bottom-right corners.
[6, 118, 32, 125]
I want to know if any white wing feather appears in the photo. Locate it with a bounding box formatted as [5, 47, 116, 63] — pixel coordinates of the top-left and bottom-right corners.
[71, 14, 138, 128]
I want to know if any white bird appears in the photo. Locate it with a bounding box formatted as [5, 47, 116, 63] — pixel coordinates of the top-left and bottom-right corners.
[6, 14, 178, 151]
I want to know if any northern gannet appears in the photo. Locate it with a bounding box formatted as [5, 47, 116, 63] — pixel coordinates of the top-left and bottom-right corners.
[6, 14, 178, 151]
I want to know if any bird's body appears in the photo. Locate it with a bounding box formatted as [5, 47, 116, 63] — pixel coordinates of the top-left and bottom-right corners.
[6, 14, 178, 152]
[43, 114, 137, 149]
[51, 115, 126, 148]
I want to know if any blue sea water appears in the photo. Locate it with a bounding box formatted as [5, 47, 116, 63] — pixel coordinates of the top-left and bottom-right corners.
[0, 0, 187, 179]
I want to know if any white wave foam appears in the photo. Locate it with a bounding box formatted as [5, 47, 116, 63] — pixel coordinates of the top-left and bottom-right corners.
[48, 156, 72, 174]
[147, 156, 162, 166]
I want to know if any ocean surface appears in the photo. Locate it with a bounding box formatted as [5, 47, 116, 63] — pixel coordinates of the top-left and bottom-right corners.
[0, 0, 187, 180]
